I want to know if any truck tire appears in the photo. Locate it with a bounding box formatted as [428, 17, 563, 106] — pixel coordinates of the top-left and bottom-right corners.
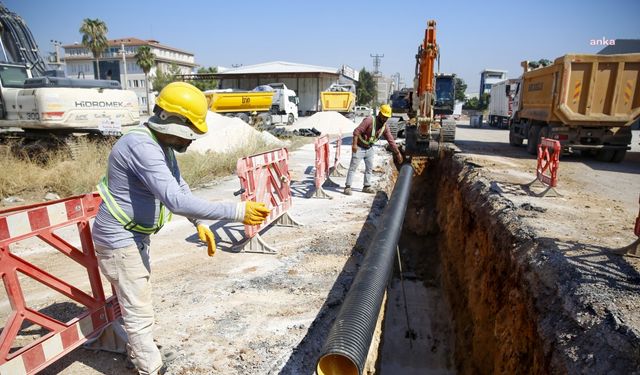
[526, 125, 541, 155]
[287, 113, 295, 125]
[596, 149, 615, 162]
[509, 128, 523, 146]
[237, 113, 250, 124]
[611, 149, 627, 163]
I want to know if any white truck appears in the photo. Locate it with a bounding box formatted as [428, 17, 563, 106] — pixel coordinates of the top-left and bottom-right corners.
[0, 4, 140, 149]
[488, 79, 518, 128]
[256, 83, 299, 125]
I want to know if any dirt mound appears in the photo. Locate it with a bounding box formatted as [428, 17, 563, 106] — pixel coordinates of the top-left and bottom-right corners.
[190, 112, 285, 154]
[293, 112, 358, 135]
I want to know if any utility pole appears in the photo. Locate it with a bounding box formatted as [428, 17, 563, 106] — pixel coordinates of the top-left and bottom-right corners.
[370, 53, 384, 106]
[392, 72, 401, 91]
[120, 44, 128, 89]
[50, 40, 64, 70]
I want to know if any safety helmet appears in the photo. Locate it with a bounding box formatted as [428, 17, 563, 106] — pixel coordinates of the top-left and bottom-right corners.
[154, 82, 208, 134]
[379, 104, 392, 118]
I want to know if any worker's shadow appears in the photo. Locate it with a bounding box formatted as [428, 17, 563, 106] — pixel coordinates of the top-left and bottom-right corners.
[183, 220, 249, 253]
[278, 191, 389, 374]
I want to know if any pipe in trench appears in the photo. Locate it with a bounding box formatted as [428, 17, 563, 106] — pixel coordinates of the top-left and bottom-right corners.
[316, 163, 414, 375]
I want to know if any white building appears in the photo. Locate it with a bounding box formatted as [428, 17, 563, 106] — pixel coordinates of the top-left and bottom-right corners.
[63, 37, 197, 113]
[372, 74, 396, 105]
[479, 69, 507, 96]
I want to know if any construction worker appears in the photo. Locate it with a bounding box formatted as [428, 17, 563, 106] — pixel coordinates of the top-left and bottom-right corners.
[343, 104, 403, 195]
[92, 82, 270, 375]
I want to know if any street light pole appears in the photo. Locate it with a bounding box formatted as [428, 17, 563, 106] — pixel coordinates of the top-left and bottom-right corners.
[121, 43, 128, 89]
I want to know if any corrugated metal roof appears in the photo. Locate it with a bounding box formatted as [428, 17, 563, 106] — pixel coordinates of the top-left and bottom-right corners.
[218, 61, 339, 75]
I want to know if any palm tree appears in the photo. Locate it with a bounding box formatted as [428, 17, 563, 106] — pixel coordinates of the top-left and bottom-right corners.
[135, 45, 156, 115]
[79, 18, 108, 79]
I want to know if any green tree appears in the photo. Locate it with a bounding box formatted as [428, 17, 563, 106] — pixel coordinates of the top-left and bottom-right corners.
[151, 63, 182, 93]
[191, 66, 218, 91]
[79, 18, 108, 79]
[356, 68, 376, 106]
[454, 77, 467, 102]
[134, 46, 156, 114]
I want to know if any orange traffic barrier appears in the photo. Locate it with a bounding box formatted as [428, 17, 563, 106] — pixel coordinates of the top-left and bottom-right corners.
[526, 137, 561, 197]
[0, 193, 121, 375]
[235, 148, 302, 253]
[329, 133, 347, 177]
[308, 135, 339, 199]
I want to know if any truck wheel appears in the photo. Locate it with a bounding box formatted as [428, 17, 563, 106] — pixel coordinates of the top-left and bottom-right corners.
[611, 149, 626, 163]
[526, 125, 541, 155]
[596, 149, 615, 162]
[237, 113, 250, 124]
[509, 129, 523, 146]
[287, 113, 295, 125]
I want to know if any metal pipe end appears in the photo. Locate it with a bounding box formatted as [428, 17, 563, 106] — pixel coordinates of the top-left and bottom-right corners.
[317, 354, 359, 375]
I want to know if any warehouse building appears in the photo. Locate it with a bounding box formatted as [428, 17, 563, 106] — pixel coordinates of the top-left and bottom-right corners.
[213, 61, 358, 115]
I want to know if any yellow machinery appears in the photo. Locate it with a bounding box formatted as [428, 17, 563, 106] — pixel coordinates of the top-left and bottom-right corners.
[206, 91, 274, 113]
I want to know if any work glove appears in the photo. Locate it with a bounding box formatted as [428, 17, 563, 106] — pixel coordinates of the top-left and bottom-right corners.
[394, 152, 404, 164]
[243, 201, 271, 225]
[197, 224, 216, 257]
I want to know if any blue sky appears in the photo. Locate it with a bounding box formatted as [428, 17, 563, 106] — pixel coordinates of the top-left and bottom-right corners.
[5, 0, 640, 92]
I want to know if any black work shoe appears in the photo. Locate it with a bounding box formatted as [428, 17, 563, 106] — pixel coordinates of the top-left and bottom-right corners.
[343, 187, 352, 196]
[362, 186, 375, 194]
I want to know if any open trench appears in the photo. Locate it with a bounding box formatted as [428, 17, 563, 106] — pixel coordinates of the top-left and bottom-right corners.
[370, 151, 640, 374]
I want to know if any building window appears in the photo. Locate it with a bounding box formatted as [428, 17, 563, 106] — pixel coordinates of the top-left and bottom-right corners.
[128, 80, 132, 87]
[134, 80, 139, 88]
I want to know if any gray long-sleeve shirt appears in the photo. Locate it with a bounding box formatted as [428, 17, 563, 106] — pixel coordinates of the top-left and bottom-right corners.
[92, 125, 242, 249]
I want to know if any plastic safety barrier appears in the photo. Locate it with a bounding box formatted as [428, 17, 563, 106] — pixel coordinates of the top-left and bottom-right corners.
[307, 135, 339, 199]
[329, 133, 347, 177]
[0, 193, 121, 375]
[526, 137, 561, 197]
[236, 148, 302, 253]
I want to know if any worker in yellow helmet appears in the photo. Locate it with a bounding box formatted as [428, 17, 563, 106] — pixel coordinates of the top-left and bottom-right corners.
[344, 104, 403, 195]
[92, 82, 270, 375]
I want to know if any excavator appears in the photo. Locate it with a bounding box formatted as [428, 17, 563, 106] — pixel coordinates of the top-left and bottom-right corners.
[0, 4, 139, 152]
[403, 20, 456, 167]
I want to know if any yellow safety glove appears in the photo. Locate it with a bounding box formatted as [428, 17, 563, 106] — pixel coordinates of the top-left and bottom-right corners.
[244, 201, 271, 225]
[197, 224, 216, 257]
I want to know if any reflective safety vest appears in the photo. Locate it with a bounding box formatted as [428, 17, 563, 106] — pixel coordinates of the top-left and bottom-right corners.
[97, 127, 174, 234]
[358, 116, 386, 147]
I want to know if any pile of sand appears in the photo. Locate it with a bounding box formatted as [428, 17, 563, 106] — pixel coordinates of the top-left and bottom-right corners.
[189, 111, 285, 154]
[293, 112, 360, 135]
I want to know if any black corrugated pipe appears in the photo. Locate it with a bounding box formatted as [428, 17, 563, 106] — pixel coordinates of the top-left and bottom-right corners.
[316, 163, 414, 375]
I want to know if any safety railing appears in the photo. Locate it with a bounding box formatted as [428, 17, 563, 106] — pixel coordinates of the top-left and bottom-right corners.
[308, 135, 339, 199]
[526, 137, 561, 197]
[235, 148, 302, 253]
[0, 193, 121, 375]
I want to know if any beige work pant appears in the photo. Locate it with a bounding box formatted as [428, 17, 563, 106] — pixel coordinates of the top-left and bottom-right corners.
[95, 242, 163, 375]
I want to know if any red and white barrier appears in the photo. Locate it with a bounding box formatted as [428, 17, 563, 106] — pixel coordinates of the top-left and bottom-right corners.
[308, 135, 339, 199]
[329, 133, 347, 177]
[236, 148, 302, 253]
[527, 137, 561, 197]
[0, 193, 121, 375]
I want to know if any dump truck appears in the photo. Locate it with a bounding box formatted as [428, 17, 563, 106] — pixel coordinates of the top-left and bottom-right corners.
[509, 53, 640, 162]
[320, 83, 356, 118]
[0, 4, 140, 148]
[488, 79, 518, 128]
[206, 83, 299, 126]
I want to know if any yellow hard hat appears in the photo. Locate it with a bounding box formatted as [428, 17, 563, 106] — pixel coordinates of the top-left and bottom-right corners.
[379, 104, 392, 118]
[155, 82, 208, 133]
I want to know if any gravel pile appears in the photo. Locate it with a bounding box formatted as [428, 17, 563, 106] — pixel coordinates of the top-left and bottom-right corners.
[189, 111, 285, 154]
[293, 112, 359, 135]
